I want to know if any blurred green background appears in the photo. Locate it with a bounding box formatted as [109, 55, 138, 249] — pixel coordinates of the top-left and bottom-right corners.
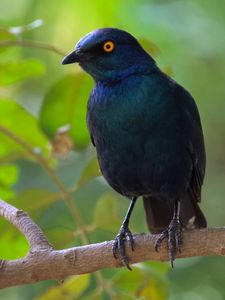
[0, 0, 225, 299]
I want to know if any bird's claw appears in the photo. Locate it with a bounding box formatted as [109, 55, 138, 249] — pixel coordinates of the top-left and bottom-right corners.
[112, 224, 135, 270]
[155, 218, 182, 267]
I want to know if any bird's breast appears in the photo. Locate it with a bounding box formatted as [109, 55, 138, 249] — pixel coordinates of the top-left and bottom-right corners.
[87, 76, 191, 198]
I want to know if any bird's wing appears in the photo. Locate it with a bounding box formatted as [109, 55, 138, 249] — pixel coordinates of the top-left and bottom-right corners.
[187, 148, 204, 202]
[90, 135, 96, 147]
[176, 84, 206, 203]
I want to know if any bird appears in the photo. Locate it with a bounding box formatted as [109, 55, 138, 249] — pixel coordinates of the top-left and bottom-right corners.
[62, 28, 207, 268]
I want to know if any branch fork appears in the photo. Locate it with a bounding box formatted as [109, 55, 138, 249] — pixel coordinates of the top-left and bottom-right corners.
[0, 199, 224, 289]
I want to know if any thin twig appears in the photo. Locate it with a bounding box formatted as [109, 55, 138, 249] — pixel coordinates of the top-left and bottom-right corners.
[0, 39, 66, 56]
[0, 125, 89, 244]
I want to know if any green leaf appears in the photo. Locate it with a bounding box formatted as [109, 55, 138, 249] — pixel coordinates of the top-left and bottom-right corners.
[114, 266, 169, 300]
[112, 296, 135, 300]
[0, 29, 16, 53]
[139, 39, 161, 57]
[0, 29, 15, 41]
[141, 261, 170, 276]
[113, 267, 143, 293]
[0, 164, 19, 199]
[0, 219, 29, 259]
[93, 193, 121, 231]
[0, 99, 51, 161]
[0, 189, 59, 251]
[11, 188, 59, 219]
[44, 227, 76, 249]
[75, 158, 100, 189]
[79, 292, 102, 300]
[0, 164, 18, 186]
[37, 274, 90, 300]
[39, 73, 93, 149]
[0, 59, 45, 86]
[137, 279, 168, 300]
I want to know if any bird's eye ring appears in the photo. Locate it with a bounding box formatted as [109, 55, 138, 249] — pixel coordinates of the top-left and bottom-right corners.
[103, 41, 115, 53]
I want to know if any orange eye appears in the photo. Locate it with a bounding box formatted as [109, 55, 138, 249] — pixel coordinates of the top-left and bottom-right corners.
[103, 41, 115, 52]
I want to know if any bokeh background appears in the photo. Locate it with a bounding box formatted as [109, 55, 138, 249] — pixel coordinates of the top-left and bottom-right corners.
[0, 0, 225, 299]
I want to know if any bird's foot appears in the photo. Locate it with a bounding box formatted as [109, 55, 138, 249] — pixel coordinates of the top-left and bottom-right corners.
[112, 224, 135, 270]
[155, 218, 182, 267]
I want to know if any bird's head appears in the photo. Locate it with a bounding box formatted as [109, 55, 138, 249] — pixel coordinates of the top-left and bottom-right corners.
[62, 28, 156, 82]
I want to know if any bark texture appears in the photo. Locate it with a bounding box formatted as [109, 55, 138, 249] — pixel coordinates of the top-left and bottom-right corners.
[0, 199, 224, 289]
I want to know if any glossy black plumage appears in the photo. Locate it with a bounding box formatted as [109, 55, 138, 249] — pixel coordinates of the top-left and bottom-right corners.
[62, 28, 207, 267]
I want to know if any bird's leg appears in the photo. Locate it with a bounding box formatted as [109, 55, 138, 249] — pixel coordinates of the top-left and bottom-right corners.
[155, 199, 182, 267]
[112, 197, 137, 270]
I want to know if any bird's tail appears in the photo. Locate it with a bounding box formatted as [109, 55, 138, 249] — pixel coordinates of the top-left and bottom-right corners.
[143, 194, 207, 234]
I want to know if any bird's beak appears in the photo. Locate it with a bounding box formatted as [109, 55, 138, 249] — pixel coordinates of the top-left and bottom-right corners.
[62, 49, 82, 65]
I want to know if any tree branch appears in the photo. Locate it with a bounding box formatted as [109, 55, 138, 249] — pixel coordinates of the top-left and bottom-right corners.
[0, 199, 52, 252]
[0, 199, 225, 289]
